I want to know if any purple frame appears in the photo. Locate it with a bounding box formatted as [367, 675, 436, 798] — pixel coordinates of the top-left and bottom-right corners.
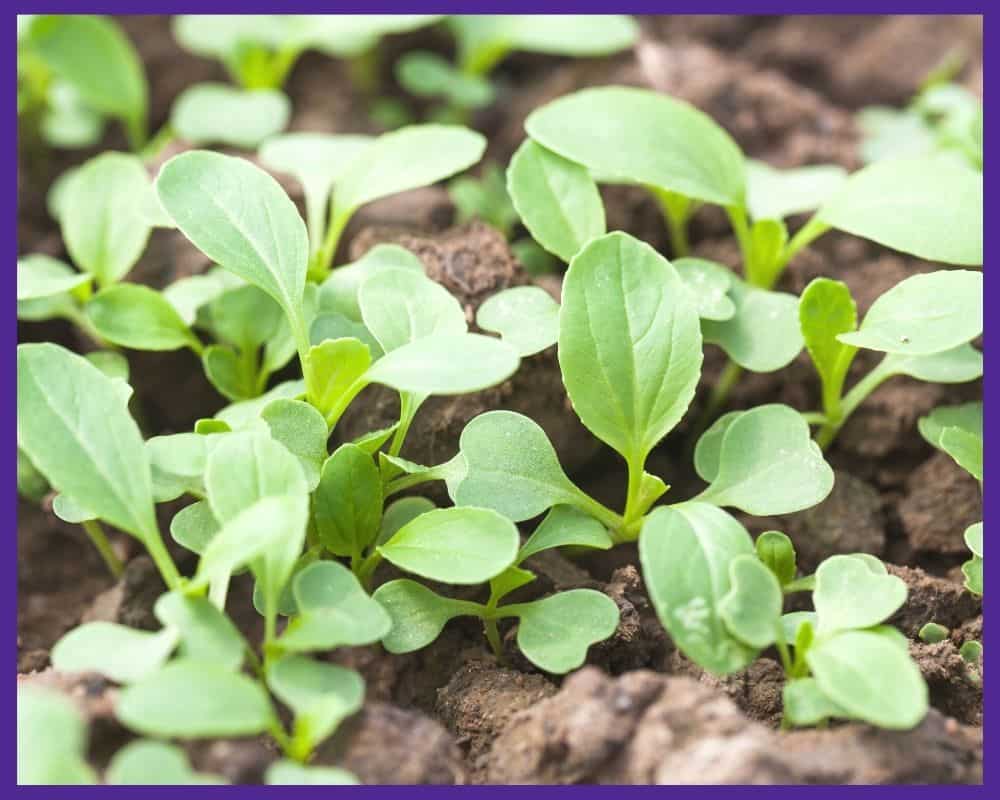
[7, 2, 991, 795]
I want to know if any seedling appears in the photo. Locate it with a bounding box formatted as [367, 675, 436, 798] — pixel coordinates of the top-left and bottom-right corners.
[376, 232, 836, 676]
[798, 272, 982, 449]
[17, 14, 148, 151]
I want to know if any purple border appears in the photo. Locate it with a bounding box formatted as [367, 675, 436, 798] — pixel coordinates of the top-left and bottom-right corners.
[8, 2, 991, 796]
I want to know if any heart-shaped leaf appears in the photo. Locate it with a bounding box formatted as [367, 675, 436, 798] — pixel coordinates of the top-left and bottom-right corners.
[962, 522, 983, 596]
[476, 286, 561, 357]
[718, 554, 783, 649]
[373, 579, 484, 653]
[359, 267, 466, 353]
[313, 444, 381, 558]
[674, 258, 735, 321]
[703, 280, 803, 372]
[782, 678, 851, 728]
[813, 555, 907, 634]
[318, 244, 424, 323]
[378, 496, 436, 546]
[51, 623, 178, 684]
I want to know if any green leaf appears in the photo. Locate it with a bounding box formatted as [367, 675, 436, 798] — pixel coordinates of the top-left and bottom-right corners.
[781, 611, 817, 644]
[318, 244, 424, 323]
[358, 267, 466, 353]
[919, 402, 983, 449]
[107, 740, 226, 785]
[452, 411, 585, 522]
[674, 258, 735, 322]
[639, 503, 757, 674]
[17, 686, 96, 785]
[962, 522, 983, 596]
[799, 278, 858, 397]
[396, 51, 494, 109]
[837, 271, 982, 355]
[156, 150, 309, 324]
[202, 346, 254, 402]
[51, 623, 177, 684]
[718, 555, 783, 649]
[755, 530, 797, 587]
[960, 640, 983, 664]
[518, 505, 613, 563]
[215, 380, 305, 430]
[373, 579, 483, 653]
[695, 404, 834, 515]
[332, 124, 486, 222]
[153, 592, 245, 671]
[939, 426, 984, 481]
[379, 507, 518, 584]
[364, 333, 520, 396]
[745, 160, 847, 221]
[307, 337, 372, 417]
[117, 660, 275, 738]
[311, 312, 383, 358]
[17, 254, 88, 301]
[476, 286, 560, 357]
[17, 447, 50, 503]
[266, 760, 359, 786]
[314, 444, 382, 558]
[26, 15, 147, 144]
[525, 86, 745, 207]
[171, 83, 290, 148]
[162, 269, 243, 326]
[918, 622, 950, 644]
[86, 284, 198, 351]
[207, 284, 284, 349]
[507, 139, 605, 262]
[813, 555, 907, 634]
[259, 132, 373, 251]
[379, 496, 436, 546]
[353, 423, 400, 456]
[52, 493, 96, 524]
[85, 350, 130, 381]
[17, 343, 156, 541]
[490, 565, 537, 601]
[170, 501, 220, 555]
[262, 399, 329, 489]
[783, 678, 851, 727]
[817, 154, 982, 265]
[806, 630, 928, 729]
[503, 589, 619, 674]
[267, 656, 364, 753]
[62, 153, 154, 286]
[279, 561, 391, 653]
[559, 232, 702, 464]
[881, 344, 982, 383]
[703, 280, 803, 372]
[693, 411, 740, 483]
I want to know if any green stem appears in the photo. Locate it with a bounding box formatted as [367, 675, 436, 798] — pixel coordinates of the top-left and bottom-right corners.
[726, 205, 753, 278]
[209, 574, 230, 610]
[814, 357, 895, 451]
[776, 216, 830, 275]
[623, 455, 645, 526]
[356, 551, 383, 589]
[313, 205, 353, 281]
[651, 188, 693, 258]
[81, 520, 124, 579]
[484, 618, 503, 661]
[269, 46, 304, 89]
[138, 122, 176, 162]
[383, 471, 437, 499]
[142, 527, 183, 591]
[387, 394, 418, 459]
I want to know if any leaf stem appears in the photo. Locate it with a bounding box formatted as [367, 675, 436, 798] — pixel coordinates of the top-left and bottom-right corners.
[355, 550, 383, 589]
[80, 520, 124, 579]
[142, 526, 183, 591]
[650, 187, 693, 258]
[314, 205, 353, 280]
[814, 357, 894, 450]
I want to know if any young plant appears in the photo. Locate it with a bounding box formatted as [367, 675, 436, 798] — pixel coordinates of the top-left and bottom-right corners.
[17, 14, 148, 151]
[799, 272, 983, 449]
[168, 82, 291, 150]
[257, 125, 486, 278]
[374, 232, 837, 677]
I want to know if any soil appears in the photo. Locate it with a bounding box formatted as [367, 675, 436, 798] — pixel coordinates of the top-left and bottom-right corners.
[16, 14, 983, 786]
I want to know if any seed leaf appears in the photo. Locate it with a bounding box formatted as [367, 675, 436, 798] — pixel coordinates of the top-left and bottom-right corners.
[696, 404, 834, 515]
[718, 554, 783, 649]
[170, 501, 220, 555]
[799, 278, 858, 395]
[507, 139, 605, 262]
[107, 740, 226, 785]
[16, 254, 89, 301]
[939, 427, 984, 481]
[674, 258, 735, 321]
[171, 83, 290, 148]
[962, 522, 983, 596]
[314, 444, 382, 558]
[17, 686, 96, 785]
[526, 86, 745, 207]
[806, 630, 928, 729]
[51, 623, 178, 684]
[266, 761, 359, 786]
[476, 286, 560, 357]
[639, 503, 757, 674]
[261, 399, 329, 489]
[703, 280, 803, 372]
[153, 593, 245, 671]
[919, 402, 983, 449]
[560, 232, 702, 464]
[837, 271, 982, 355]
[359, 267, 466, 353]
[693, 411, 740, 483]
[318, 244, 424, 323]
[308, 337, 372, 418]
[373, 579, 483, 653]
[745, 161, 847, 221]
[783, 678, 852, 727]
[881, 343, 983, 383]
[87, 284, 198, 351]
[379, 507, 519, 584]
[755, 531, 797, 587]
[397, 50, 494, 108]
[518, 505, 614, 563]
[117, 660, 274, 738]
[813, 555, 907, 634]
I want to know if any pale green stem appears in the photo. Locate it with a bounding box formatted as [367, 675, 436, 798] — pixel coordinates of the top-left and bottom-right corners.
[815, 357, 895, 450]
[142, 526, 183, 591]
[314, 205, 354, 280]
[209, 574, 230, 610]
[81, 520, 124, 579]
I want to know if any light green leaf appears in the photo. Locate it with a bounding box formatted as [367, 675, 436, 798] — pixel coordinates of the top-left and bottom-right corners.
[939, 426, 984, 481]
[799, 278, 858, 397]
[207, 284, 284, 350]
[526, 86, 745, 207]
[962, 523, 982, 595]
[452, 411, 584, 521]
[919, 402, 983, 449]
[107, 740, 226, 785]
[783, 678, 851, 727]
[639, 503, 757, 674]
[365, 333, 519, 396]
[353, 423, 400, 456]
[746, 160, 847, 221]
[170, 501, 220, 555]
[693, 410, 740, 483]
[503, 589, 619, 674]
[490, 565, 537, 601]
[17, 343, 156, 541]
[813, 555, 907, 634]
[318, 244, 424, 323]
[378, 497, 436, 546]
[674, 258, 735, 322]
[16, 254, 88, 301]
[703, 280, 803, 372]
[156, 150, 308, 323]
[153, 592, 245, 671]
[373, 579, 483, 653]
[881, 344, 982, 383]
[162, 269, 244, 326]
[818, 154, 982, 265]
[965, 522, 983, 559]
[117, 660, 274, 738]
[307, 337, 372, 417]
[518, 505, 613, 563]
[266, 760, 359, 786]
[62, 153, 154, 286]
[147, 432, 213, 502]
[171, 83, 290, 148]
[806, 630, 928, 729]
[781, 611, 817, 644]
[279, 561, 391, 652]
[507, 139, 605, 262]
[718, 554, 783, 649]
[314, 444, 381, 558]
[85, 351, 130, 381]
[216, 380, 305, 430]
[52, 493, 96, 524]
[755, 530, 797, 587]
[202, 345, 254, 402]
[379, 507, 519, 584]
[17, 686, 96, 785]
[17, 447, 50, 503]
[476, 286, 560, 357]
[559, 232, 702, 463]
[262, 399, 329, 489]
[267, 656, 364, 752]
[51, 623, 177, 684]
[837, 271, 982, 355]
[87, 284, 198, 351]
[396, 51, 494, 109]
[696, 404, 834, 515]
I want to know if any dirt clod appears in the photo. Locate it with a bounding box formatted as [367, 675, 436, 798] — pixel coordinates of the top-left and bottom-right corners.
[898, 453, 982, 555]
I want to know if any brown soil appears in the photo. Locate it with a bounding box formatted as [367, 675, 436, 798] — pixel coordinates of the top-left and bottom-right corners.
[16, 13, 983, 786]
